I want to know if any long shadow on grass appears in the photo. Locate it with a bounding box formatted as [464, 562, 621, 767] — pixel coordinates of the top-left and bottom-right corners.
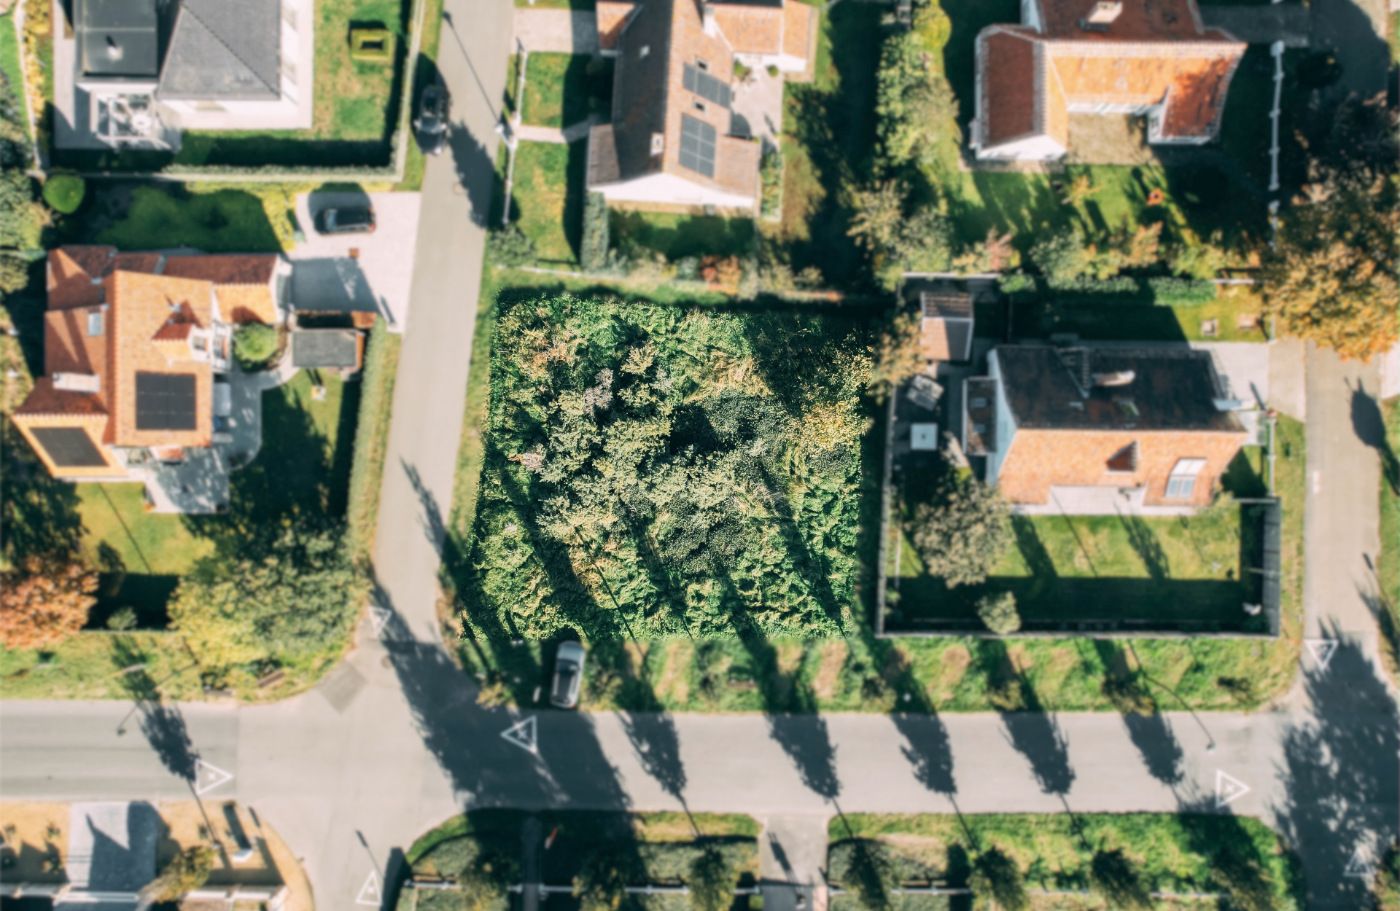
[0, 432, 84, 560]
[1272, 628, 1399, 908]
[1093, 641, 1185, 787]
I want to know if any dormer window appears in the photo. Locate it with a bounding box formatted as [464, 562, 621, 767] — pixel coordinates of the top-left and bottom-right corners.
[87, 310, 104, 336]
[1106, 442, 1138, 473]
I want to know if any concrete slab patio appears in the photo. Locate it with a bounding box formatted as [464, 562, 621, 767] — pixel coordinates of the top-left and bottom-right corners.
[290, 191, 422, 333]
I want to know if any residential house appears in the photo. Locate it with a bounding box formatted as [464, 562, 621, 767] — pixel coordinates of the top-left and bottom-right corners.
[12, 246, 287, 511]
[68, 0, 311, 149]
[587, 0, 816, 211]
[970, 0, 1245, 162]
[962, 345, 1248, 513]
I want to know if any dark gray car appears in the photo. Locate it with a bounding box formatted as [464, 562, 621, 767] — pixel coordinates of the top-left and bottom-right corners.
[414, 83, 449, 156]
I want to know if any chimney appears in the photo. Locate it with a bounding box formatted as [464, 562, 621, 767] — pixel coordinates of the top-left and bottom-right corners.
[1083, 1, 1122, 26]
[701, 0, 717, 36]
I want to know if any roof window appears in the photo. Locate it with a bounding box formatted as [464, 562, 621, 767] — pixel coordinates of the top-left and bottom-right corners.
[87, 309, 104, 336]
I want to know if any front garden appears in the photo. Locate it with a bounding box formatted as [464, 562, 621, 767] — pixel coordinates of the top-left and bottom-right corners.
[399, 811, 759, 911]
[828, 813, 1301, 910]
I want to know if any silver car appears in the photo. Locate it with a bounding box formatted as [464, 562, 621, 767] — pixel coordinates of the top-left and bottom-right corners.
[550, 641, 586, 709]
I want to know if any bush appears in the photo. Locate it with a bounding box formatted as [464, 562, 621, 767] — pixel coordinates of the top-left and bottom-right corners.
[233, 323, 278, 369]
[0, 254, 30, 295]
[997, 272, 1035, 297]
[976, 591, 1020, 635]
[491, 225, 536, 267]
[345, 324, 401, 562]
[42, 174, 86, 214]
[910, 476, 1011, 587]
[580, 192, 610, 271]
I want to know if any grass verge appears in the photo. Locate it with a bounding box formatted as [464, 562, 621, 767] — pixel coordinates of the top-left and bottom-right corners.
[1380, 397, 1400, 682]
[346, 325, 403, 562]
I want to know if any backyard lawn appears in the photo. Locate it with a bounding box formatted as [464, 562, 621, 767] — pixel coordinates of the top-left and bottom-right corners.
[521, 53, 611, 128]
[0, 13, 28, 137]
[1017, 284, 1270, 344]
[610, 211, 756, 261]
[828, 813, 1300, 908]
[505, 140, 586, 263]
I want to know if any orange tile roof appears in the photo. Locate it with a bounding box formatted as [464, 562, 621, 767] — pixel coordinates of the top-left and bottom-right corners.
[711, 4, 782, 55]
[978, 28, 1041, 148]
[781, 0, 814, 61]
[597, 0, 637, 51]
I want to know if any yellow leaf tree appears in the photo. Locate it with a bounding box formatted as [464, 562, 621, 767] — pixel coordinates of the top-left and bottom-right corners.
[0, 557, 99, 649]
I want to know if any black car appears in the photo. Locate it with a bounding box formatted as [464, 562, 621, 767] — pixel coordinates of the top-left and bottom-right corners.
[414, 83, 449, 156]
[314, 205, 376, 235]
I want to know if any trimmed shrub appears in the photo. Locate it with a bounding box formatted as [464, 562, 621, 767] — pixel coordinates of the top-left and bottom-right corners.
[345, 324, 401, 562]
[976, 591, 1021, 635]
[42, 174, 86, 214]
[1146, 276, 1218, 306]
[490, 225, 535, 267]
[233, 323, 278, 369]
[580, 192, 610, 271]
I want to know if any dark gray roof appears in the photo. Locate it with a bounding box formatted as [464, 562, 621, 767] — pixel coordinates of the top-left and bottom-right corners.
[993, 345, 1242, 433]
[292, 329, 361, 369]
[78, 0, 160, 79]
[158, 0, 280, 100]
[32, 427, 107, 468]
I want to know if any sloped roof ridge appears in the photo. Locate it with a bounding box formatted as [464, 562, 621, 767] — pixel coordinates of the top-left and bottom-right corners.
[174, 0, 279, 94]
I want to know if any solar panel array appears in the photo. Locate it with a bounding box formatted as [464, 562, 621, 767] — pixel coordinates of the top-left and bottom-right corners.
[678, 115, 717, 177]
[31, 427, 107, 468]
[682, 64, 731, 108]
[135, 372, 198, 431]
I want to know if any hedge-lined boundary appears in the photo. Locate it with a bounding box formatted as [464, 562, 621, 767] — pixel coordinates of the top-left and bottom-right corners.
[999, 273, 1219, 306]
[346, 324, 403, 564]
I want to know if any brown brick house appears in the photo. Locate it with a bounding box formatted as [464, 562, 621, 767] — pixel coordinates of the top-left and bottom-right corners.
[970, 0, 1245, 162]
[962, 345, 1249, 513]
[587, 0, 816, 211]
[13, 246, 284, 484]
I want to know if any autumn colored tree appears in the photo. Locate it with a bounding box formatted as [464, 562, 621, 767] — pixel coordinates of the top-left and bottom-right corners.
[868, 310, 926, 400]
[143, 845, 214, 902]
[1260, 173, 1400, 359]
[0, 557, 98, 648]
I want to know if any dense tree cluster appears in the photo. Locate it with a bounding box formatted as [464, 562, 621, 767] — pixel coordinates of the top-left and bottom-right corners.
[0, 556, 98, 648]
[911, 475, 1011, 587]
[0, 69, 41, 256]
[463, 294, 874, 639]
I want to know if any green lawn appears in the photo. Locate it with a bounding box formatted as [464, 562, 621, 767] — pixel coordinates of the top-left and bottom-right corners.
[1021, 285, 1270, 344]
[89, 183, 302, 253]
[611, 211, 755, 261]
[506, 140, 586, 263]
[829, 813, 1300, 908]
[521, 53, 611, 128]
[0, 13, 28, 138]
[1380, 398, 1400, 682]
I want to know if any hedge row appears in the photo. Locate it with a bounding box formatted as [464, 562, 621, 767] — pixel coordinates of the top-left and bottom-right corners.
[996, 273, 1219, 307]
[345, 323, 403, 564]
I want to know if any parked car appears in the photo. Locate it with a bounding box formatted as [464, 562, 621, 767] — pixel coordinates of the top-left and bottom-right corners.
[314, 205, 376, 235]
[414, 82, 449, 156]
[549, 641, 586, 709]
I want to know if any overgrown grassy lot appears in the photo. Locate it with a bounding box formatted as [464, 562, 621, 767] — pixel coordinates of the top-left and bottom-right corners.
[448, 291, 876, 643]
[1380, 397, 1400, 682]
[521, 53, 612, 128]
[829, 813, 1300, 909]
[401, 811, 757, 911]
[83, 183, 301, 253]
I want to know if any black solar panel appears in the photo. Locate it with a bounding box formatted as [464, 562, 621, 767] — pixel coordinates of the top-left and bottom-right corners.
[679, 115, 717, 177]
[135, 372, 197, 431]
[682, 64, 731, 108]
[31, 427, 107, 468]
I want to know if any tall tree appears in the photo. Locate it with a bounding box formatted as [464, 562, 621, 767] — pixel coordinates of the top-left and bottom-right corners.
[911, 476, 1011, 587]
[0, 557, 98, 648]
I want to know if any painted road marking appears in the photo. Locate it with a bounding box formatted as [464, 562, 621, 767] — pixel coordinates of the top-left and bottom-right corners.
[1214, 770, 1250, 808]
[1345, 846, 1375, 879]
[193, 759, 234, 796]
[369, 606, 392, 636]
[1311, 470, 1321, 494]
[1304, 638, 1338, 670]
[501, 716, 538, 755]
[356, 870, 382, 906]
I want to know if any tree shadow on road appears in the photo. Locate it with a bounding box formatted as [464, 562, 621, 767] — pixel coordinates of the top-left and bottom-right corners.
[1349, 379, 1398, 496]
[1271, 627, 1399, 908]
[111, 636, 198, 783]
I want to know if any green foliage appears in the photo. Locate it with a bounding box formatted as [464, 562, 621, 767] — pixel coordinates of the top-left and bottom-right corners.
[0, 252, 28, 293]
[460, 293, 872, 640]
[346, 324, 401, 562]
[688, 848, 735, 911]
[106, 607, 138, 631]
[975, 591, 1019, 635]
[847, 181, 952, 290]
[1088, 849, 1152, 911]
[491, 225, 537, 267]
[169, 523, 366, 671]
[574, 843, 641, 911]
[969, 848, 1027, 911]
[581, 192, 610, 271]
[842, 840, 897, 911]
[1168, 240, 1228, 280]
[873, 2, 957, 174]
[233, 323, 279, 369]
[759, 147, 783, 221]
[0, 170, 41, 250]
[910, 477, 1011, 588]
[41, 174, 85, 214]
[144, 846, 214, 902]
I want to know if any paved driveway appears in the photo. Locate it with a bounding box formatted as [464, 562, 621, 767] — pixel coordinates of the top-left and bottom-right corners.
[290, 192, 423, 333]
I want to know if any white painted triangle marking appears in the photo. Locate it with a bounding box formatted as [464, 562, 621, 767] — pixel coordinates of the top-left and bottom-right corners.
[1344, 846, 1375, 879]
[1304, 638, 1337, 669]
[1214, 769, 1250, 808]
[355, 870, 382, 906]
[369, 606, 391, 636]
[193, 758, 234, 796]
[501, 715, 538, 755]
